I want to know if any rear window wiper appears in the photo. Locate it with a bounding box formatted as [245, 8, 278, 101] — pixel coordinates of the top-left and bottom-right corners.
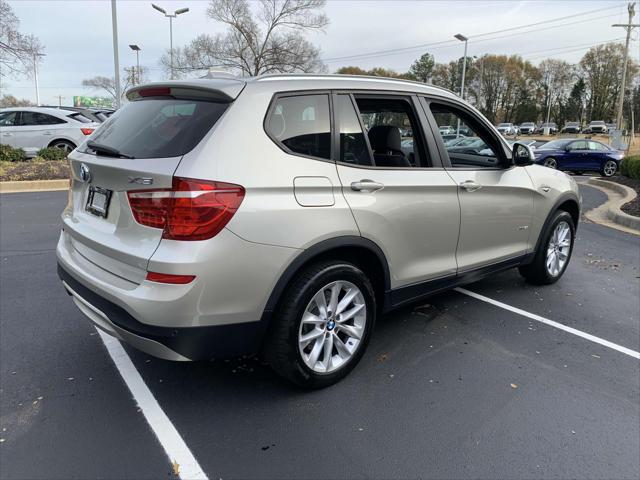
[87, 141, 135, 159]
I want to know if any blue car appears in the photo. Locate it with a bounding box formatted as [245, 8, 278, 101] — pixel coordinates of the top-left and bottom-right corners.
[533, 139, 624, 177]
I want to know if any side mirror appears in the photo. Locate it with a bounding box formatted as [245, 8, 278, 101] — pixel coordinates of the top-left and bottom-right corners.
[512, 142, 535, 166]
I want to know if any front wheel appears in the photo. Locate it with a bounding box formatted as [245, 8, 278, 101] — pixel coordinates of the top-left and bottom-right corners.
[519, 211, 575, 285]
[601, 160, 617, 177]
[265, 260, 376, 388]
[543, 157, 558, 169]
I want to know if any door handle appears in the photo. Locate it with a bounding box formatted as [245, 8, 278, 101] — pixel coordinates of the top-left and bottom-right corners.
[459, 180, 482, 192]
[351, 179, 384, 192]
[2, 133, 11, 136]
[43, 131, 53, 136]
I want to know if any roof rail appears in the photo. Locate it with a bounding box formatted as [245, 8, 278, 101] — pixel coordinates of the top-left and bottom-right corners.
[253, 73, 459, 96]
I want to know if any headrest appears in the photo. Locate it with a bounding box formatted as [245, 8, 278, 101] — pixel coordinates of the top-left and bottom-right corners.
[368, 125, 402, 152]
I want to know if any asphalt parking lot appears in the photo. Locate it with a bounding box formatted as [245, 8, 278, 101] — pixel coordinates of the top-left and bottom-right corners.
[1, 182, 639, 480]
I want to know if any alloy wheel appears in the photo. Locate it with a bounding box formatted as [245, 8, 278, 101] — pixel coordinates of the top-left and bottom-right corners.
[52, 141, 74, 154]
[298, 280, 367, 374]
[546, 221, 571, 277]
[602, 160, 617, 177]
[544, 158, 557, 169]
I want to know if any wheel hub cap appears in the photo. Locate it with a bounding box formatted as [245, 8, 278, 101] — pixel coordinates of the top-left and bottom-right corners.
[298, 280, 367, 374]
[546, 221, 572, 277]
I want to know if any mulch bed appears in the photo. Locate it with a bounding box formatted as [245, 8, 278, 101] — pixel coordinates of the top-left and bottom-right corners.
[602, 175, 640, 217]
[0, 160, 69, 182]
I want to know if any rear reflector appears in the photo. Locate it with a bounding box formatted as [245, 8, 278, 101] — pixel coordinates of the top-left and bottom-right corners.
[127, 177, 245, 241]
[146, 271, 195, 284]
[81, 128, 95, 135]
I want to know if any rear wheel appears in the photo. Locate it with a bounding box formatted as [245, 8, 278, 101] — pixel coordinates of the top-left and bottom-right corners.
[265, 260, 376, 388]
[519, 211, 575, 285]
[543, 157, 558, 169]
[601, 160, 617, 177]
[49, 140, 76, 155]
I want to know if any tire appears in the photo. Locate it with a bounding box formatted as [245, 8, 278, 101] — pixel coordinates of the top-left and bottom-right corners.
[265, 260, 376, 389]
[518, 211, 575, 285]
[601, 160, 617, 177]
[49, 140, 76, 155]
[573, 171, 583, 176]
[543, 157, 558, 169]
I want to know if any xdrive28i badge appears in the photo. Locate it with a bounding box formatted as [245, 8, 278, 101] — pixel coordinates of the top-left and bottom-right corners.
[79, 163, 91, 183]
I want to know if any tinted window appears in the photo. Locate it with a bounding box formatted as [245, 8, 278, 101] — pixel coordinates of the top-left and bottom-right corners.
[568, 140, 587, 150]
[589, 141, 609, 151]
[20, 112, 66, 126]
[0, 111, 18, 126]
[83, 99, 229, 159]
[267, 94, 331, 160]
[430, 103, 504, 168]
[337, 95, 371, 166]
[355, 96, 428, 168]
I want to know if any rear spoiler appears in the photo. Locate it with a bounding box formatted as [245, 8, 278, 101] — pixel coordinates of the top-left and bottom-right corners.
[126, 78, 246, 103]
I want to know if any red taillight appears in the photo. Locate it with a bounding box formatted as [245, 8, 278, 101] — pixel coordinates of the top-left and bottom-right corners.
[81, 128, 95, 135]
[138, 87, 171, 97]
[127, 177, 245, 241]
[146, 271, 195, 284]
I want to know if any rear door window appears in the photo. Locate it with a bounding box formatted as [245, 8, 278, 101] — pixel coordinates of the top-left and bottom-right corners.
[82, 99, 229, 159]
[266, 94, 331, 160]
[20, 112, 66, 126]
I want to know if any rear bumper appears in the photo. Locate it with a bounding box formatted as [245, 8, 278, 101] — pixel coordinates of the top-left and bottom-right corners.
[58, 263, 265, 360]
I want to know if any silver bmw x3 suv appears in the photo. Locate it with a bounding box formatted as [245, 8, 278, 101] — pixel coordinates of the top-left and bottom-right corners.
[57, 74, 580, 388]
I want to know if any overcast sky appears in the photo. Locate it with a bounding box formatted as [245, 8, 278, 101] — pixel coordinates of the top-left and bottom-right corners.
[2, 0, 638, 105]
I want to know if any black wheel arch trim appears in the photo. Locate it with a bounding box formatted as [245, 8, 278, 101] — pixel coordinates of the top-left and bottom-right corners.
[260, 236, 391, 321]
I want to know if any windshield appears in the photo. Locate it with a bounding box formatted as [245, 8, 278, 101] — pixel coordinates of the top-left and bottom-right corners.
[81, 98, 229, 159]
[590, 121, 605, 125]
[498, 123, 510, 127]
[522, 123, 534, 127]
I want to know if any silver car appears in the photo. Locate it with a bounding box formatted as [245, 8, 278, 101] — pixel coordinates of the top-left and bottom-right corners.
[57, 75, 581, 388]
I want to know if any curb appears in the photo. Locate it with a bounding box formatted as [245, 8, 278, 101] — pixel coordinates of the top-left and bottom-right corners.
[0, 179, 68, 194]
[586, 178, 640, 233]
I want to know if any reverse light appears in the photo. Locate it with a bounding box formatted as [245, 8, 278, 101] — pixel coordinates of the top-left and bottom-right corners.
[127, 177, 245, 241]
[81, 128, 95, 135]
[146, 271, 195, 284]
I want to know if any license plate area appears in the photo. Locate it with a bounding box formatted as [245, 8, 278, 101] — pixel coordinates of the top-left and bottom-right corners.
[85, 186, 112, 218]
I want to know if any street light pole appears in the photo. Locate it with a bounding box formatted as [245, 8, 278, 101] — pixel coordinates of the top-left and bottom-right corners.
[129, 45, 141, 85]
[111, 0, 121, 108]
[612, 2, 639, 130]
[455, 33, 468, 100]
[151, 4, 189, 80]
[32, 52, 45, 106]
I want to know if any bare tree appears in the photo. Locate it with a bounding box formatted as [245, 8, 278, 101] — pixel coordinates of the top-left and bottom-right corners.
[82, 67, 148, 101]
[163, 0, 328, 77]
[0, 0, 44, 78]
[0, 94, 34, 107]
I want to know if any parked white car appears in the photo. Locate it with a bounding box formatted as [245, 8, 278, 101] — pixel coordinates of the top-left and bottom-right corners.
[497, 123, 517, 136]
[0, 107, 99, 157]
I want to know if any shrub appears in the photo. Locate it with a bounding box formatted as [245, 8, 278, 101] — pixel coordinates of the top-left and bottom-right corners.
[37, 147, 68, 161]
[620, 155, 640, 180]
[0, 144, 27, 162]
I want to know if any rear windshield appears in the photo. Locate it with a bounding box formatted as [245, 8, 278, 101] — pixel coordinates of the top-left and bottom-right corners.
[81, 98, 229, 159]
[68, 112, 93, 123]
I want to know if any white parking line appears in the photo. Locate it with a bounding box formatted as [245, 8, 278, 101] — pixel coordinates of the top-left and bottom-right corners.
[96, 330, 208, 480]
[454, 287, 640, 360]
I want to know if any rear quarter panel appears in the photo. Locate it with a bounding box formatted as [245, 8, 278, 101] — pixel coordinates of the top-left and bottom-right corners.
[173, 84, 360, 250]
